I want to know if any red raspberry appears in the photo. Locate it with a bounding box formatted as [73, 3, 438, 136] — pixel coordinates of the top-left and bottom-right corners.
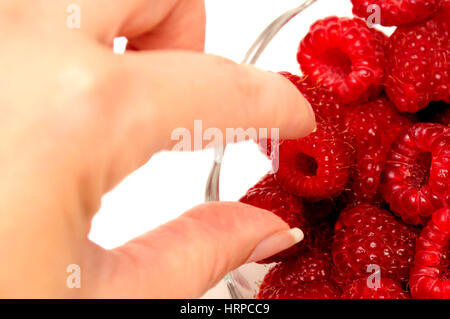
[349, 146, 387, 205]
[258, 250, 340, 299]
[257, 280, 340, 299]
[410, 207, 450, 299]
[297, 17, 387, 103]
[261, 249, 333, 286]
[343, 98, 413, 204]
[380, 123, 450, 225]
[342, 277, 410, 299]
[239, 174, 310, 263]
[274, 122, 355, 202]
[351, 0, 441, 26]
[332, 204, 417, 287]
[385, 14, 450, 112]
[281, 72, 344, 125]
[343, 98, 412, 150]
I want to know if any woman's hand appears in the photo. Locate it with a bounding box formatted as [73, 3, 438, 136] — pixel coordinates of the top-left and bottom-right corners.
[0, 0, 315, 297]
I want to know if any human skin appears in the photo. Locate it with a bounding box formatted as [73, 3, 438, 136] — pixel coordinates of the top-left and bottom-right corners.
[0, 0, 315, 298]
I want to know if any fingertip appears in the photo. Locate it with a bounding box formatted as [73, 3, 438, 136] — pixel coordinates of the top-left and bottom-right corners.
[274, 71, 316, 138]
[243, 67, 316, 139]
[245, 227, 305, 264]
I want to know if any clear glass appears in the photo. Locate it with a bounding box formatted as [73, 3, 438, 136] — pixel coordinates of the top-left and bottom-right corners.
[204, 0, 319, 299]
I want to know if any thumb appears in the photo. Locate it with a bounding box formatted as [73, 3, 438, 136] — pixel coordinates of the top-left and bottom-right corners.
[88, 202, 303, 298]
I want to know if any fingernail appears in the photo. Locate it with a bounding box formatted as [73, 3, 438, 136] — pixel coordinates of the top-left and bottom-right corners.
[312, 123, 317, 133]
[245, 228, 304, 264]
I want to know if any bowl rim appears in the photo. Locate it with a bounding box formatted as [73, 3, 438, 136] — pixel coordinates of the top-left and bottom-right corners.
[203, 0, 319, 299]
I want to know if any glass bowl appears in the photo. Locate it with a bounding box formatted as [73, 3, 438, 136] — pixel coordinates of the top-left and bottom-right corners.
[204, 0, 321, 299]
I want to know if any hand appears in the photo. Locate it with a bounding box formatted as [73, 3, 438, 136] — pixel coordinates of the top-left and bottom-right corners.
[0, 0, 315, 298]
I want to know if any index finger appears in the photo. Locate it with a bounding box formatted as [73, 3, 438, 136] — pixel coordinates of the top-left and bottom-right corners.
[99, 50, 315, 190]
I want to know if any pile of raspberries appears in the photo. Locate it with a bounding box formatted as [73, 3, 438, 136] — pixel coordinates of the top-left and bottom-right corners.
[239, 0, 449, 299]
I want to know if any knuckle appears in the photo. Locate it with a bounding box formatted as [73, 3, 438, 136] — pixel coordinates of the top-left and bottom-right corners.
[56, 55, 127, 129]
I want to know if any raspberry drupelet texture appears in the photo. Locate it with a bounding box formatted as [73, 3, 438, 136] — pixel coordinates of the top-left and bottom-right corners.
[297, 17, 387, 103]
[351, 0, 441, 26]
[385, 11, 450, 113]
[239, 174, 310, 263]
[348, 146, 388, 206]
[342, 98, 413, 204]
[261, 249, 333, 286]
[343, 97, 412, 151]
[332, 204, 417, 288]
[274, 122, 355, 202]
[258, 280, 341, 299]
[410, 207, 450, 299]
[257, 249, 340, 299]
[380, 123, 450, 225]
[281, 72, 344, 126]
[342, 277, 410, 299]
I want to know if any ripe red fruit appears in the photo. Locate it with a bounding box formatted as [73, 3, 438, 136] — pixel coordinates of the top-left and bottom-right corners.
[280, 72, 344, 125]
[380, 123, 450, 225]
[332, 204, 417, 287]
[349, 146, 387, 205]
[343, 98, 412, 151]
[351, 0, 441, 26]
[257, 280, 341, 299]
[297, 17, 387, 103]
[239, 174, 310, 263]
[385, 13, 450, 112]
[342, 277, 410, 299]
[257, 249, 340, 299]
[342, 98, 413, 204]
[261, 249, 333, 286]
[274, 122, 355, 202]
[410, 207, 450, 299]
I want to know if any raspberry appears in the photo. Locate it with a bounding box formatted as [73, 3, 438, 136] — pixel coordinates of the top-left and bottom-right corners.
[342, 277, 410, 299]
[239, 174, 310, 263]
[257, 250, 340, 299]
[410, 207, 450, 299]
[261, 249, 333, 286]
[385, 14, 450, 112]
[349, 146, 388, 205]
[351, 0, 441, 26]
[281, 72, 344, 125]
[343, 98, 412, 151]
[342, 98, 413, 204]
[297, 17, 387, 103]
[380, 123, 450, 225]
[274, 122, 355, 202]
[332, 204, 417, 287]
[257, 280, 340, 299]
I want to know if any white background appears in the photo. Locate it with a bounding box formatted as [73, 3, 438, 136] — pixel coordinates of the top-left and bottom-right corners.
[88, 0, 372, 298]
